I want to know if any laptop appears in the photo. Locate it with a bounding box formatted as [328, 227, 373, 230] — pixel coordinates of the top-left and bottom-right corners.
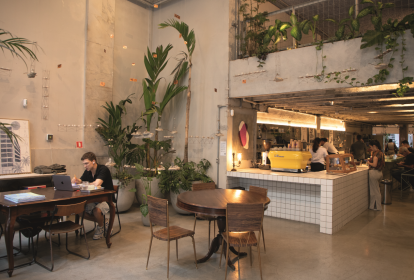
[52, 175, 80, 191]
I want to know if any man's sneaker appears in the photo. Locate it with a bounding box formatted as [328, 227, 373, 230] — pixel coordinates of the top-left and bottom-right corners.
[104, 218, 113, 235]
[93, 225, 104, 240]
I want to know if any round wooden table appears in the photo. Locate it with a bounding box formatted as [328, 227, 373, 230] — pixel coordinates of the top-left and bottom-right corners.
[177, 189, 270, 270]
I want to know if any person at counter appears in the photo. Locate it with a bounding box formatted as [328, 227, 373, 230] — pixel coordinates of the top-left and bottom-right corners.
[320, 138, 338, 155]
[350, 135, 367, 160]
[392, 147, 414, 189]
[397, 140, 414, 156]
[367, 140, 384, 211]
[310, 138, 328, 172]
[385, 139, 397, 155]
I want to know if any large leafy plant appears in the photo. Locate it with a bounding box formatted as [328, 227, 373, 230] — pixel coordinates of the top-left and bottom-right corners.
[326, 5, 360, 40]
[96, 94, 141, 186]
[158, 158, 212, 194]
[159, 19, 196, 163]
[133, 163, 153, 217]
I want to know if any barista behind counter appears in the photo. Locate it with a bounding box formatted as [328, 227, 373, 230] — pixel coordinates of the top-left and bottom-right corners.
[320, 138, 338, 155]
[310, 138, 328, 172]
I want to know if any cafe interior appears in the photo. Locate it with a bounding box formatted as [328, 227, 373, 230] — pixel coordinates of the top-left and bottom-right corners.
[1, 0, 414, 279]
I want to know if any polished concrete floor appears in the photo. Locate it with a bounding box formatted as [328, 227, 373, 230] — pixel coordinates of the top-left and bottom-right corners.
[1, 190, 414, 280]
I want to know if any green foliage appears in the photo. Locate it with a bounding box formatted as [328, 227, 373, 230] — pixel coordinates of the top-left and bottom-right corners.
[158, 158, 213, 194]
[237, 0, 273, 64]
[326, 5, 360, 41]
[0, 28, 40, 69]
[96, 94, 142, 185]
[0, 122, 23, 150]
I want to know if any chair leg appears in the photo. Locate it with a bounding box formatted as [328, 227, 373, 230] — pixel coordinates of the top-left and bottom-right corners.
[261, 225, 266, 253]
[219, 237, 224, 268]
[110, 203, 122, 237]
[224, 239, 230, 280]
[237, 246, 240, 276]
[176, 239, 178, 261]
[257, 242, 262, 280]
[35, 231, 54, 271]
[146, 235, 153, 270]
[191, 236, 198, 269]
[208, 220, 211, 249]
[65, 231, 90, 259]
[250, 246, 252, 266]
[167, 239, 170, 279]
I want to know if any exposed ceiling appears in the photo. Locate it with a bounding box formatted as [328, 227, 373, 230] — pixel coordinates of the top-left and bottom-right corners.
[244, 84, 414, 125]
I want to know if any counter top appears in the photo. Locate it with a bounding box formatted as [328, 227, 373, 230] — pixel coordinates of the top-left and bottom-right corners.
[0, 172, 66, 180]
[227, 167, 369, 182]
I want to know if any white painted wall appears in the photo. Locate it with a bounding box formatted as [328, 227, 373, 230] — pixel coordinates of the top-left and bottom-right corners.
[230, 36, 414, 98]
[151, 0, 230, 188]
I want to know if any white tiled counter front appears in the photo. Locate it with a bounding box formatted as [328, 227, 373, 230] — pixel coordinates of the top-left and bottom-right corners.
[227, 167, 369, 234]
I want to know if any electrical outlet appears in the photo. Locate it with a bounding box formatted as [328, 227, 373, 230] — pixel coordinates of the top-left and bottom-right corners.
[46, 134, 53, 141]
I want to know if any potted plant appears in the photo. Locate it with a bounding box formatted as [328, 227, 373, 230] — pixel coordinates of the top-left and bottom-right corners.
[96, 94, 142, 212]
[133, 163, 153, 226]
[158, 157, 213, 214]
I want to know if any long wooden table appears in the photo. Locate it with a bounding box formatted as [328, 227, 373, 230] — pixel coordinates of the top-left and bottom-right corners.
[177, 189, 270, 270]
[0, 188, 116, 277]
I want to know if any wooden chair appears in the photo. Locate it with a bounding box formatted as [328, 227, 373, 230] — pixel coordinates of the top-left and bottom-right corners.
[146, 196, 197, 279]
[249, 185, 268, 252]
[0, 214, 36, 273]
[80, 185, 121, 237]
[35, 201, 90, 271]
[219, 203, 264, 280]
[192, 182, 217, 248]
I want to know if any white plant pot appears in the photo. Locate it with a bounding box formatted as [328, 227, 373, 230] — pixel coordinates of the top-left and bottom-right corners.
[170, 188, 192, 215]
[135, 177, 162, 204]
[141, 212, 150, 227]
[116, 180, 135, 213]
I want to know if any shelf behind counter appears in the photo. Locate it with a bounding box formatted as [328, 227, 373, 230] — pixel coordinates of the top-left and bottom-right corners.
[227, 167, 369, 235]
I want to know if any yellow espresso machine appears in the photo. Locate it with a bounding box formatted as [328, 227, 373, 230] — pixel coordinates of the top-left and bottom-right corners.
[268, 150, 312, 173]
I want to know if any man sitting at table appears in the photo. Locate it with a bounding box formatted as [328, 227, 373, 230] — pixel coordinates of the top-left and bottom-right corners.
[397, 140, 414, 156]
[71, 152, 114, 240]
[392, 147, 414, 190]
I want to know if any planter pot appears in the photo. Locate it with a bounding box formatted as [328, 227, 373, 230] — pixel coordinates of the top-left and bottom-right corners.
[135, 177, 162, 204]
[170, 188, 192, 215]
[141, 212, 150, 227]
[115, 180, 135, 213]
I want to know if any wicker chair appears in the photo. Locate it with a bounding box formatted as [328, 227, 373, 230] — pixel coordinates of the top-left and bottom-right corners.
[249, 185, 268, 252]
[192, 182, 217, 248]
[146, 196, 197, 279]
[219, 203, 264, 280]
[35, 201, 90, 271]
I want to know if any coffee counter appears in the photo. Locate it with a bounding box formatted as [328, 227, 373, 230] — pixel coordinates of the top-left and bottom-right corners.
[227, 167, 369, 234]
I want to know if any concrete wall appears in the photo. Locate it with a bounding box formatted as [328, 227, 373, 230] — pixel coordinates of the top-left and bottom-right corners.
[0, 0, 87, 176]
[229, 36, 414, 98]
[0, 0, 150, 177]
[151, 0, 230, 188]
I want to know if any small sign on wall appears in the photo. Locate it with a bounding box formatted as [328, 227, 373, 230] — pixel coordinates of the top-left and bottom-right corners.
[76, 141, 83, 148]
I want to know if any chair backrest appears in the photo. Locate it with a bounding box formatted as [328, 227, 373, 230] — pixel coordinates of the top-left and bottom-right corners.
[193, 182, 216, 191]
[147, 195, 168, 228]
[249, 186, 267, 198]
[54, 201, 87, 217]
[113, 185, 119, 193]
[226, 203, 263, 232]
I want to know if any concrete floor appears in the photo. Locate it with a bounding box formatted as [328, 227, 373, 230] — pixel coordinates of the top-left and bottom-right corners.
[1, 190, 414, 280]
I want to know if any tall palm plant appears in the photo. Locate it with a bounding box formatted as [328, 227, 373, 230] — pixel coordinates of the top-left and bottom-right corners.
[159, 19, 196, 163]
[142, 44, 173, 167]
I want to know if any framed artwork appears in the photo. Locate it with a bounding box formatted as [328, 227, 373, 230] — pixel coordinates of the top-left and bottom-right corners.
[301, 127, 308, 142]
[0, 119, 31, 175]
[239, 121, 249, 149]
[309, 128, 315, 142]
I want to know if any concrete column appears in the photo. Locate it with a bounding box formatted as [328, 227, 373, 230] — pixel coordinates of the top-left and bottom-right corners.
[399, 124, 408, 145]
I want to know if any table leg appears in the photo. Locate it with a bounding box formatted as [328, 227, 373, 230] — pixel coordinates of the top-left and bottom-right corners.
[5, 208, 17, 277]
[196, 216, 246, 270]
[106, 198, 115, 248]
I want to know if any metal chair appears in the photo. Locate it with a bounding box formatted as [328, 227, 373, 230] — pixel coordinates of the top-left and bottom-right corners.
[249, 185, 268, 252]
[219, 203, 264, 280]
[0, 214, 36, 273]
[401, 168, 414, 198]
[80, 185, 121, 237]
[146, 196, 198, 279]
[192, 182, 217, 248]
[35, 201, 90, 271]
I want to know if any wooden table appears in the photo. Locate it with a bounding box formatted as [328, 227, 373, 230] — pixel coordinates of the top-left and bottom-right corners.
[0, 188, 116, 277]
[177, 189, 270, 270]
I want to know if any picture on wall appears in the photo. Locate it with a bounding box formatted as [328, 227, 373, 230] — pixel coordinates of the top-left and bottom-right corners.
[239, 121, 249, 149]
[0, 119, 31, 175]
[309, 128, 315, 142]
